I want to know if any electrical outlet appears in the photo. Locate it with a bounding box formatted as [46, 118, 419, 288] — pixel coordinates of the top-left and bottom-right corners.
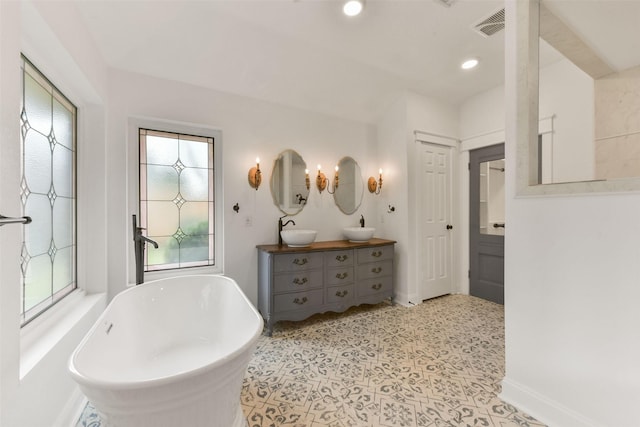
[245, 216, 253, 227]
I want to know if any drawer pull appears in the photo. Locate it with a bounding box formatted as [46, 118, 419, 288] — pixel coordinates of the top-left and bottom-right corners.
[335, 254, 349, 262]
[335, 272, 349, 280]
[292, 277, 308, 285]
[372, 283, 383, 290]
[292, 258, 308, 266]
[293, 297, 308, 305]
[371, 267, 383, 274]
[371, 250, 383, 258]
[335, 290, 349, 298]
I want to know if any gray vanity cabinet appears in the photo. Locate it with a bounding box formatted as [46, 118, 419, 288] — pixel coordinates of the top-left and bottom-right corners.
[324, 249, 355, 308]
[257, 238, 395, 335]
[355, 245, 394, 303]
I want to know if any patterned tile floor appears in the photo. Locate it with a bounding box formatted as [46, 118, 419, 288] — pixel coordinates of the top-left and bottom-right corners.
[77, 295, 546, 426]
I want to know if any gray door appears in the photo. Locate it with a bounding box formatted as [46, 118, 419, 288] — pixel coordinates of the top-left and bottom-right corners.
[469, 144, 505, 304]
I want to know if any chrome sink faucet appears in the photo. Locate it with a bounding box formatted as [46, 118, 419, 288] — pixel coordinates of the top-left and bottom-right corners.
[278, 214, 296, 246]
[132, 214, 159, 285]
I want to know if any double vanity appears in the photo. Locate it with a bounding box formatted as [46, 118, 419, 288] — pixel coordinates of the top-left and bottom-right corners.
[257, 238, 395, 335]
[258, 149, 394, 335]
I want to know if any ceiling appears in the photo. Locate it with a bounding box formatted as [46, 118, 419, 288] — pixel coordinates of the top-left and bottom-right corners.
[71, 0, 640, 125]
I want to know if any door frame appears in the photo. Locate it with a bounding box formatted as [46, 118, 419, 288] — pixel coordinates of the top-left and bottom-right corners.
[414, 136, 457, 303]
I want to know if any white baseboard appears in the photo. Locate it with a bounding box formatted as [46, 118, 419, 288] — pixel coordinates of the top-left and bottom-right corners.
[54, 386, 86, 427]
[500, 377, 602, 427]
[392, 290, 416, 307]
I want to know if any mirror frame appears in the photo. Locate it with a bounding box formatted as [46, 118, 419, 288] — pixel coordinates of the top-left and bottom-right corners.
[333, 156, 364, 215]
[269, 149, 309, 216]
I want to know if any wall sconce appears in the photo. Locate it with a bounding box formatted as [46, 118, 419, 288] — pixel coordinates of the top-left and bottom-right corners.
[316, 164, 327, 193]
[368, 168, 383, 194]
[327, 165, 339, 194]
[248, 157, 261, 190]
[316, 165, 339, 194]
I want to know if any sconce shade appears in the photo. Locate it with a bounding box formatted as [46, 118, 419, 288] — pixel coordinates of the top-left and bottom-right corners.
[368, 169, 382, 194]
[316, 171, 327, 193]
[367, 176, 378, 193]
[248, 157, 261, 190]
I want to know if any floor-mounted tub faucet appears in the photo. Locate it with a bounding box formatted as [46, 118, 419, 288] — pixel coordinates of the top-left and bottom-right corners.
[132, 214, 159, 285]
[278, 214, 296, 246]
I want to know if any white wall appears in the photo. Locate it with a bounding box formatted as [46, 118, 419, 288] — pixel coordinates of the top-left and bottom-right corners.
[459, 84, 506, 295]
[107, 69, 380, 304]
[0, 1, 108, 426]
[500, 2, 640, 426]
[377, 92, 459, 305]
[457, 53, 595, 296]
[539, 57, 595, 183]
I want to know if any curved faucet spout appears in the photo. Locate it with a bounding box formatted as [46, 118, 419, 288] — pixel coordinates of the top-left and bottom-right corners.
[278, 215, 296, 246]
[140, 235, 159, 249]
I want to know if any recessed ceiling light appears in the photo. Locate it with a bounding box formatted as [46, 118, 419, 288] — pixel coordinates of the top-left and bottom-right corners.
[461, 58, 479, 70]
[343, 0, 364, 17]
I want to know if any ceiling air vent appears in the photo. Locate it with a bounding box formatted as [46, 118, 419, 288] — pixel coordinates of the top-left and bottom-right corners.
[434, 0, 457, 8]
[472, 7, 505, 37]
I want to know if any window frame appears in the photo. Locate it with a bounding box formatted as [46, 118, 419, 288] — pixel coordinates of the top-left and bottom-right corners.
[128, 118, 223, 283]
[19, 55, 78, 326]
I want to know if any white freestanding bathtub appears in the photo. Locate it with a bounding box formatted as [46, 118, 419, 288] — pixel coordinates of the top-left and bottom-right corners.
[69, 275, 263, 427]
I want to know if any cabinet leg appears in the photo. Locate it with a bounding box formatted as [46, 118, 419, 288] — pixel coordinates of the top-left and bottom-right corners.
[264, 317, 273, 337]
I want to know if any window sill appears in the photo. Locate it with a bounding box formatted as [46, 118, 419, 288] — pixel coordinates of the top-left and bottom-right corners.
[20, 289, 106, 379]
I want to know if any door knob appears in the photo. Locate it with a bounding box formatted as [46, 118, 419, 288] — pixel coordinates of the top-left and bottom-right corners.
[446, 224, 453, 230]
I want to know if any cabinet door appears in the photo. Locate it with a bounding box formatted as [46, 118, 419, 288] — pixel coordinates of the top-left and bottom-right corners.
[325, 250, 354, 268]
[326, 266, 354, 286]
[326, 284, 355, 305]
[356, 245, 393, 264]
[273, 270, 323, 293]
[274, 289, 323, 312]
[358, 276, 393, 297]
[357, 260, 393, 280]
[274, 252, 323, 272]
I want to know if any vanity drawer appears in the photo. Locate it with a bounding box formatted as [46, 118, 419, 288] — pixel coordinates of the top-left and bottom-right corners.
[356, 245, 394, 264]
[326, 284, 355, 305]
[273, 270, 323, 293]
[324, 250, 354, 268]
[326, 266, 354, 286]
[274, 289, 323, 312]
[274, 252, 323, 273]
[357, 276, 393, 297]
[357, 260, 393, 280]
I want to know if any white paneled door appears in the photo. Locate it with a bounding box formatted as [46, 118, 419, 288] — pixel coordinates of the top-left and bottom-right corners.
[419, 142, 453, 301]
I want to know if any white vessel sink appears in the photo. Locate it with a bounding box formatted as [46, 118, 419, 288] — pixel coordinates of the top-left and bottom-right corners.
[281, 229, 317, 247]
[343, 227, 375, 242]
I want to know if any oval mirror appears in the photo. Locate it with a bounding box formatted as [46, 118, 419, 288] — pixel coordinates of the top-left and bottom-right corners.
[270, 149, 309, 215]
[333, 156, 364, 215]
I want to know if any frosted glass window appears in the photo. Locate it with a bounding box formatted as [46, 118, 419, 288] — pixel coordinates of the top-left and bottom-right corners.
[20, 57, 77, 326]
[139, 129, 215, 271]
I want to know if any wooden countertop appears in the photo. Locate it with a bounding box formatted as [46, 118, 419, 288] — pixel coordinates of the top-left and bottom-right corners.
[256, 238, 396, 254]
